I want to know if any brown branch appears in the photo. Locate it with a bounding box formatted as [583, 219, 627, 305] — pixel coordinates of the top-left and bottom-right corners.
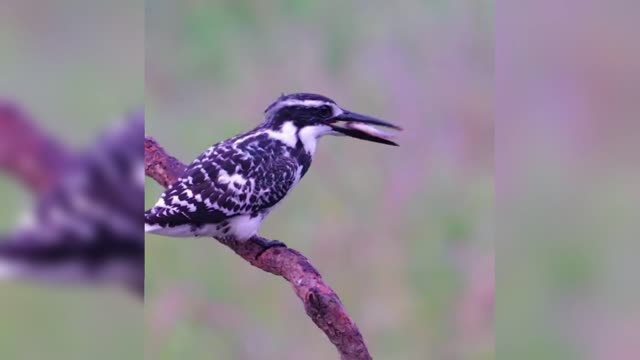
[145, 136, 372, 360]
[0, 101, 71, 194]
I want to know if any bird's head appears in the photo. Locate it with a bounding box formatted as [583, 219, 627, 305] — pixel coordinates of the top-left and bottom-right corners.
[262, 93, 401, 153]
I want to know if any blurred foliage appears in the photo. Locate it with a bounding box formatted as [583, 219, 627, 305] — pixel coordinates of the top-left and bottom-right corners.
[146, 1, 493, 360]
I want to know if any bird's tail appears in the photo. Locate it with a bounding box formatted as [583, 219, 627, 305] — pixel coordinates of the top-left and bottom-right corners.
[0, 258, 17, 281]
[0, 235, 33, 282]
[144, 207, 196, 237]
[144, 209, 158, 232]
[144, 208, 169, 234]
[0, 236, 19, 281]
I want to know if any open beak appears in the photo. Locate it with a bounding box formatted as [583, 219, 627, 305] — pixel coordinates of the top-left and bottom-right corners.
[328, 111, 402, 146]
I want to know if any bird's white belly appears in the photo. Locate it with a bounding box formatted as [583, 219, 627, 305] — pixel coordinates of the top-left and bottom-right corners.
[226, 214, 264, 241]
[145, 214, 264, 241]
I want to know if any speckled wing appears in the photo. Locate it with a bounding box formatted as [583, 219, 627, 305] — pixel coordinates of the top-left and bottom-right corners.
[144, 140, 302, 229]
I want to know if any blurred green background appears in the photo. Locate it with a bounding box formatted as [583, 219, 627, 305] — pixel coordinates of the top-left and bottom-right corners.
[0, 1, 143, 359]
[145, 1, 493, 359]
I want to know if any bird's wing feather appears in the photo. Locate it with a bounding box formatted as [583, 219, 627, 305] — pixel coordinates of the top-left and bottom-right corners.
[145, 141, 301, 228]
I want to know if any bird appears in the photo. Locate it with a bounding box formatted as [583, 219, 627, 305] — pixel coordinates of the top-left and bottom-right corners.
[0, 111, 145, 296]
[145, 93, 401, 253]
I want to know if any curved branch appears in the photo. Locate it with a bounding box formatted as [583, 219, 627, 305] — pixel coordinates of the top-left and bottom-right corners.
[145, 136, 372, 360]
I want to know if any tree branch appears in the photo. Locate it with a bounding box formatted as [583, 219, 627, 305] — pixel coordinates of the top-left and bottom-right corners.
[0, 101, 71, 194]
[145, 136, 372, 360]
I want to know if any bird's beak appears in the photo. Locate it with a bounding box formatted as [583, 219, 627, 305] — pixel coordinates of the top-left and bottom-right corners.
[328, 111, 402, 146]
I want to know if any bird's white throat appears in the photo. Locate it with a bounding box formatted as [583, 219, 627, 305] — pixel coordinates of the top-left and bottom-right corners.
[265, 121, 333, 155]
[298, 124, 333, 154]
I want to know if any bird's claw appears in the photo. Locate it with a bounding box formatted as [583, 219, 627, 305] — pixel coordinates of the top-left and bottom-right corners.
[252, 237, 287, 260]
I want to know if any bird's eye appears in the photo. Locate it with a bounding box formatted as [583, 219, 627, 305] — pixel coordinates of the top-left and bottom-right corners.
[318, 106, 333, 118]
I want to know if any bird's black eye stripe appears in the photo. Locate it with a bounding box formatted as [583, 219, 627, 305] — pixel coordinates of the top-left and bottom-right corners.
[317, 105, 333, 118]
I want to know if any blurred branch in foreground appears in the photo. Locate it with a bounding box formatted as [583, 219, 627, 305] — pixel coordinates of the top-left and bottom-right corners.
[0, 101, 71, 194]
[0, 100, 144, 297]
[145, 136, 372, 360]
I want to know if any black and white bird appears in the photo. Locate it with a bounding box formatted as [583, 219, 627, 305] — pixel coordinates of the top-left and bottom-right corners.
[145, 93, 401, 250]
[0, 112, 144, 296]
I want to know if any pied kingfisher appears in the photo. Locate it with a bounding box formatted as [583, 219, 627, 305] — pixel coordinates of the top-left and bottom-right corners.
[145, 93, 401, 251]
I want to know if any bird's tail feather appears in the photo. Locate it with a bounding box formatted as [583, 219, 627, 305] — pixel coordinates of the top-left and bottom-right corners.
[0, 237, 18, 280]
[144, 208, 163, 234]
[144, 207, 195, 237]
[144, 222, 164, 233]
[0, 258, 17, 280]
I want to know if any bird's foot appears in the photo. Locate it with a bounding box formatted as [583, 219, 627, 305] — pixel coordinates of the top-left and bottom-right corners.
[251, 237, 287, 260]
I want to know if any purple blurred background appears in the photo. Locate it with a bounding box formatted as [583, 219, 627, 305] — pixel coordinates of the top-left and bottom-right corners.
[498, 1, 640, 359]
